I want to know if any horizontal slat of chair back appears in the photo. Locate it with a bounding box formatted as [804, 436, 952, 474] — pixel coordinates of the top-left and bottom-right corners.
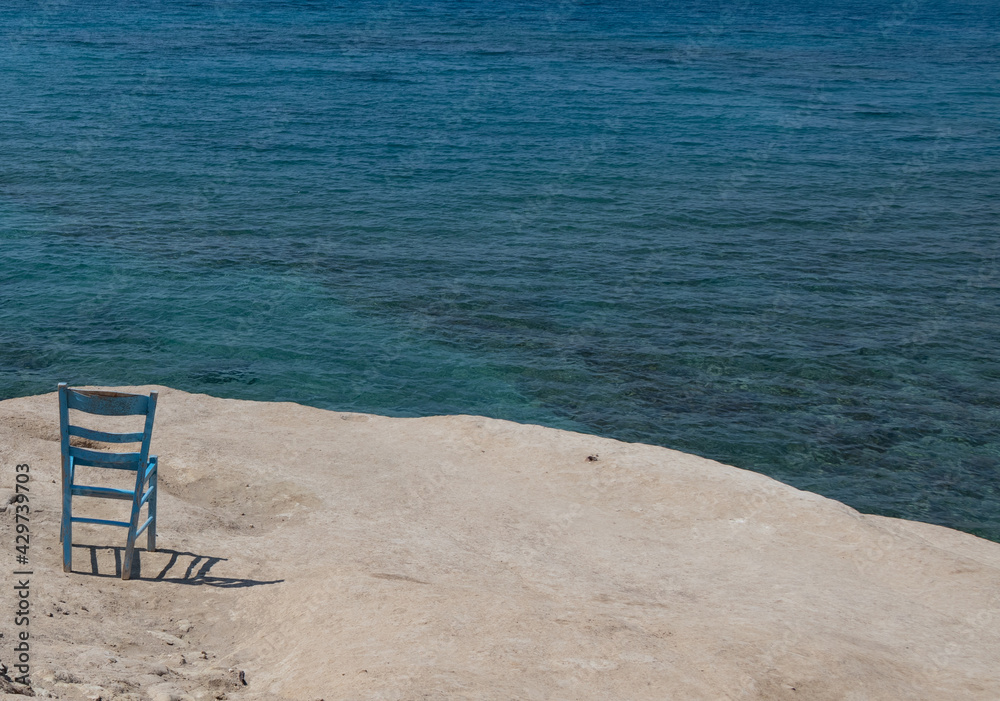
[69, 425, 146, 444]
[71, 485, 135, 501]
[66, 389, 149, 416]
[68, 445, 142, 470]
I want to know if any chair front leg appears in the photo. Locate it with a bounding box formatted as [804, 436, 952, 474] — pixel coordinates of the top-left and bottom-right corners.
[146, 457, 158, 552]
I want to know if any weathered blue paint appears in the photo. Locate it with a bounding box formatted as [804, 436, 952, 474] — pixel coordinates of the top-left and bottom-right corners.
[67, 446, 142, 468]
[71, 485, 135, 500]
[65, 390, 149, 416]
[68, 425, 145, 444]
[71, 517, 133, 528]
[135, 515, 154, 538]
[58, 383, 72, 568]
[147, 456, 158, 552]
[58, 384, 160, 579]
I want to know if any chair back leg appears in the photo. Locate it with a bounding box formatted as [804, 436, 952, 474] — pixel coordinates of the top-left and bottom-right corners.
[62, 518, 73, 573]
[121, 462, 147, 580]
[62, 456, 74, 572]
[122, 529, 138, 579]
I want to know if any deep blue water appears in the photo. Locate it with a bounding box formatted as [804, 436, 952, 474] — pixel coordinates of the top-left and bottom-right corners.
[1, 1, 998, 539]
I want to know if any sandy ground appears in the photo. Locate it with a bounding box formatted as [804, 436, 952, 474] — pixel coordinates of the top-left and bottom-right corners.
[0, 385, 998, 700]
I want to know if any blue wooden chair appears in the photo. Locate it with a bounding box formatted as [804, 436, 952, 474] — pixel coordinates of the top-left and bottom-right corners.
[58, 384, 159, 580]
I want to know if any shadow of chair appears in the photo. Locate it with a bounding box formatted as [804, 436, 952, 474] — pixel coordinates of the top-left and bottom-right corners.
[75, 544, 283, 588]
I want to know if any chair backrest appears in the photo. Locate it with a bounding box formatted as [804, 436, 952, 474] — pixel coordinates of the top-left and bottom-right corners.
[58, 384, 158, 472]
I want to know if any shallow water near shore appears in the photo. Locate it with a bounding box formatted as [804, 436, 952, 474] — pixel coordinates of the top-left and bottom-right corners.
[1, 0, 998, 539]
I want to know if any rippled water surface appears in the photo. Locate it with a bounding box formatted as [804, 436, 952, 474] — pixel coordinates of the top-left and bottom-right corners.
[1, 0, 998, 538]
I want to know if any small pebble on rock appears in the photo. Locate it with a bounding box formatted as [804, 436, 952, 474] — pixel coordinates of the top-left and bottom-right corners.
[54, 669, 81, 683]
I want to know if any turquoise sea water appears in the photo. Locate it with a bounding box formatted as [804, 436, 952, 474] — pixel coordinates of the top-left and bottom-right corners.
[1, 1, 998, 539]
